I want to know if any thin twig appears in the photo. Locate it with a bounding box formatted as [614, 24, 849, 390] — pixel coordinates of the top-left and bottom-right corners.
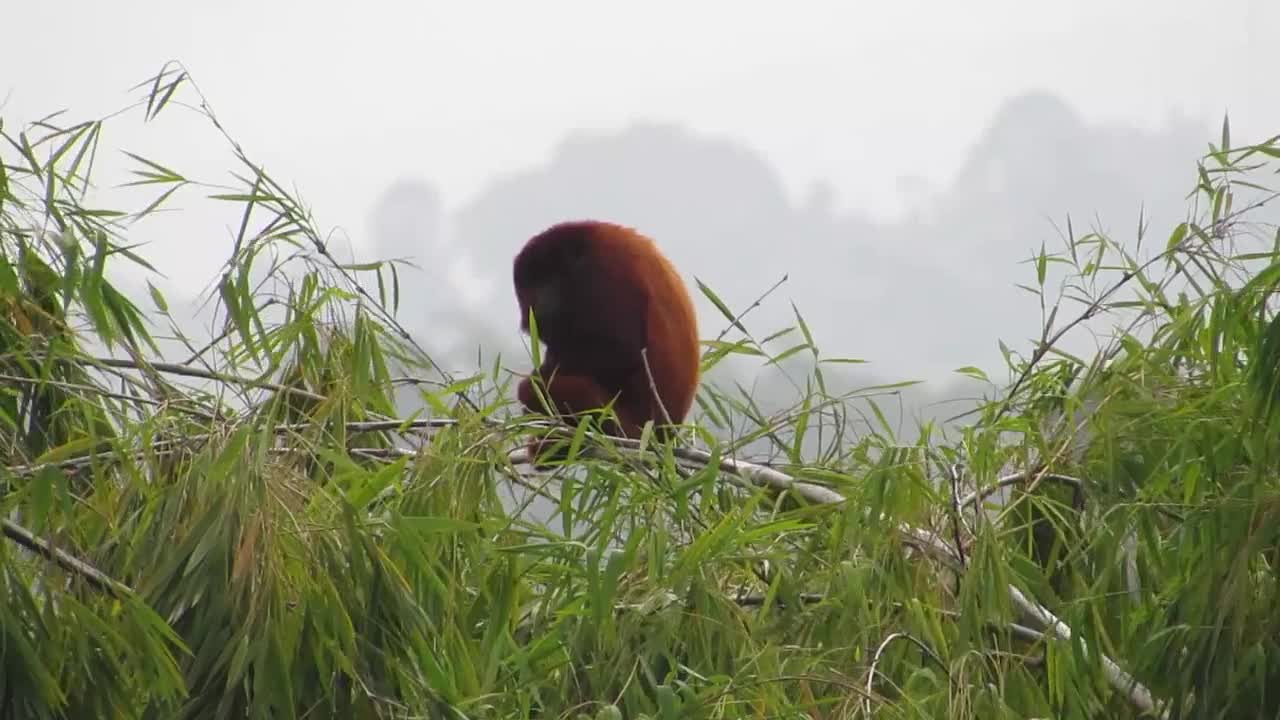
[957, 472, 1085, 513]
[640, 347, 674, 428]
[0, 372, 217, 421]
[729, 592, 826, 608]
[864, 632, 949, 716]
[5, 417, 461, 478]
[6, 352, 331, 415]
[713, 273, 789, 343]
[948, 462, 969, 566]
[2, 519, 132, 596]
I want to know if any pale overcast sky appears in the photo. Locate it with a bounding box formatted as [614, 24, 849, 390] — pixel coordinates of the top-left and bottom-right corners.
[5, 0, 1279, 391]
[11, 1, 1275, 217]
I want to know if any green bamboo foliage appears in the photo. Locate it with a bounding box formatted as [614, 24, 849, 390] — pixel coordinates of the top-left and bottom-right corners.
[1, 63, 1279, 719]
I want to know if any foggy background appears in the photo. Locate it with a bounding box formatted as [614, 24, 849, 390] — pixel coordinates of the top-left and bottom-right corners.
[6, 0, 1279, 446]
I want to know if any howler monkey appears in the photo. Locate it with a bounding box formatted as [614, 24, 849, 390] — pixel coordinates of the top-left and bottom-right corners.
[513, 220, 700, 456]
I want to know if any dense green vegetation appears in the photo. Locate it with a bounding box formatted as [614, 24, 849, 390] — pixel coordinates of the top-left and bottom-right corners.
[2, 64, 1279, 719]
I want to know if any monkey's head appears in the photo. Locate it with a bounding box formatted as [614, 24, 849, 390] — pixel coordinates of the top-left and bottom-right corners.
[512, 221, 600, 337]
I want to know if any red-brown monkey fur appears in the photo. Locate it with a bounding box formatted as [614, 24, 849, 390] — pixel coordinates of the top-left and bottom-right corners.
[513, 220, 700, 462]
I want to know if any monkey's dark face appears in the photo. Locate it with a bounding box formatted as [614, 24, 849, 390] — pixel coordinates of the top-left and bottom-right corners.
[513, 222, 595, 337]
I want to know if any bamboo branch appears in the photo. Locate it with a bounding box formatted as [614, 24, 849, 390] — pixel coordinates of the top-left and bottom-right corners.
[508, 435, 1166, 717]
[2, 519, 132, 597]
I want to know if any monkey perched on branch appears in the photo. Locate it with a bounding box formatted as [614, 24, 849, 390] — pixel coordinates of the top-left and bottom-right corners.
[512, 220, 700, 460]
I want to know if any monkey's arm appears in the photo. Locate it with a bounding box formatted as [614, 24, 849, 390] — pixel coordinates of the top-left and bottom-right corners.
[517, 371, 640, 465]
[518, 371, 624, 424]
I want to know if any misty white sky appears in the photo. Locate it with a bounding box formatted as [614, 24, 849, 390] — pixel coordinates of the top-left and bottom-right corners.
[5, 0, 1279, 386]
[11, 1, 1275, 218]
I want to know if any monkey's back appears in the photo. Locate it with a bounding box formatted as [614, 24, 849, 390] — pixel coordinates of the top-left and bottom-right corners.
[589, 225, 701, 426]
